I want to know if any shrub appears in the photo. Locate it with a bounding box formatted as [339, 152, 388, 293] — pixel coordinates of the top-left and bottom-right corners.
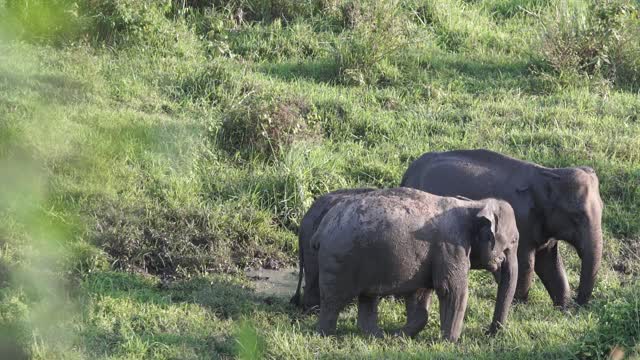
[332, 0, 411, 85]
[541, 0, 640, 89]
[84, 0, 176, 45]
[217, 93, 321, 159]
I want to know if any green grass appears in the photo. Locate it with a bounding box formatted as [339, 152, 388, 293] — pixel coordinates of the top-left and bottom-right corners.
[0, 0, 639, 358]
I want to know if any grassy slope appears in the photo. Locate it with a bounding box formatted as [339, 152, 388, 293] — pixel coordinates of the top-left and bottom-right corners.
[0, 0, 639, 358]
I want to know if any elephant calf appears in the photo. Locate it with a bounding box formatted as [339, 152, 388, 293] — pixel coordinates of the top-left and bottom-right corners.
[313, 188, 519, 341]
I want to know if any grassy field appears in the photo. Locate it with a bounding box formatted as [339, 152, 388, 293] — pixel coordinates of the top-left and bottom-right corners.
[0, 0, 639, 358]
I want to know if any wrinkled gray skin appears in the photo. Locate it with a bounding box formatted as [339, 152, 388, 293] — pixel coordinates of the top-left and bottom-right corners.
[290, 188, 375, 310]
[401, 149, 603, 307]
[313, 188, 519, 341]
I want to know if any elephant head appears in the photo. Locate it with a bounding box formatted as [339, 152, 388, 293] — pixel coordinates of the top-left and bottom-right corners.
[470, 199, 519, 333]
[531, 166, 603, 305]
[471, 199, 519, 272]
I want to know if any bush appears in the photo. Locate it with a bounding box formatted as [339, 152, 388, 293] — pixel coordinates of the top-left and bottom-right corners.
[84, 0, 178, 46]
[541, 0, 640, 89]
[332, 0, 411, 85]
[217, 93, 321, 159]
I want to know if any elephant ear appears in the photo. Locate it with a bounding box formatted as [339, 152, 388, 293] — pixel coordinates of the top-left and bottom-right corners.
[476, 203, 496, 250]
[534, 170, 561, 207]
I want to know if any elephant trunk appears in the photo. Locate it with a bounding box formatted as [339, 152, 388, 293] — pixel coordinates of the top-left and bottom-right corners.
[489, 247, 518, 334]
[575, 227, 603, 305]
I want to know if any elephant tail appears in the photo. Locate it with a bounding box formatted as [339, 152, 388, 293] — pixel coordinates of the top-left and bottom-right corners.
[399, 172, 409, 187]
[290, 238, 304, 307]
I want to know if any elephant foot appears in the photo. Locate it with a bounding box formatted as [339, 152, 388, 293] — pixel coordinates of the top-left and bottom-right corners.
[316, 317, 337, 337]
[391, 324, 424, 339]
[317, 303, 342, 336]
[317, 326, 335, 337]
[485, 321, 503, 336]
[553, 299, 570, 311]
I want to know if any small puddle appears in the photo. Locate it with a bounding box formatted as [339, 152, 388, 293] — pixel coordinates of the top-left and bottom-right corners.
[245, 267, 299, 298]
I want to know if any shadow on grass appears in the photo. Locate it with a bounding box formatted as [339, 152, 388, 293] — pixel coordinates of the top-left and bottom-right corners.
[82, 326, 234, 359]
[87, 119, 204, 161]
[422, 54, 546, 95]
[83, 271, 296, 319]
[77, 271, 640, 358]
[258, 54, 545, 96]
[0, 71, 92, 105]
[80, 271, 299, 358]
[259, 59, 339, 85]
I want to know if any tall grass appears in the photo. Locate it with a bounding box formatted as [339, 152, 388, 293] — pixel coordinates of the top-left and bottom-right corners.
[541, 0, 640, 90]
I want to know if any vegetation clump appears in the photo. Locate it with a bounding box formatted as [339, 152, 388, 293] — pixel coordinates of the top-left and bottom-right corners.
[93, 201, 294, 275]
[541, 0, 640, 89]
[333, 0, 411, 85]
[218, 93, 321, 159]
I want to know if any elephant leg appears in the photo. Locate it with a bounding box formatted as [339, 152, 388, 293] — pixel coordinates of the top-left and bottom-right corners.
[303, 253, 321, 312]
[437, 281, 469, 342]
[357, 295, 382, 338]
[535, 242, 570, 308]
[515, 248, 535, 303]
[492, 270, 501, 284]
[317, 306, 339, 336]
[317, 296, 349, 336]
[317, 260, 351, 336]
[395, 289, 432, 338]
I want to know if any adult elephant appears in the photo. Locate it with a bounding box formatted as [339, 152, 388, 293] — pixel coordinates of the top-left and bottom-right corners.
[401, 149, 603, 307]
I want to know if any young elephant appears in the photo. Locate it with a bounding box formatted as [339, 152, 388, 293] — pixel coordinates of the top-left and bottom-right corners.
[313, 188, 519, 341]
[290, 188, 375, 310]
